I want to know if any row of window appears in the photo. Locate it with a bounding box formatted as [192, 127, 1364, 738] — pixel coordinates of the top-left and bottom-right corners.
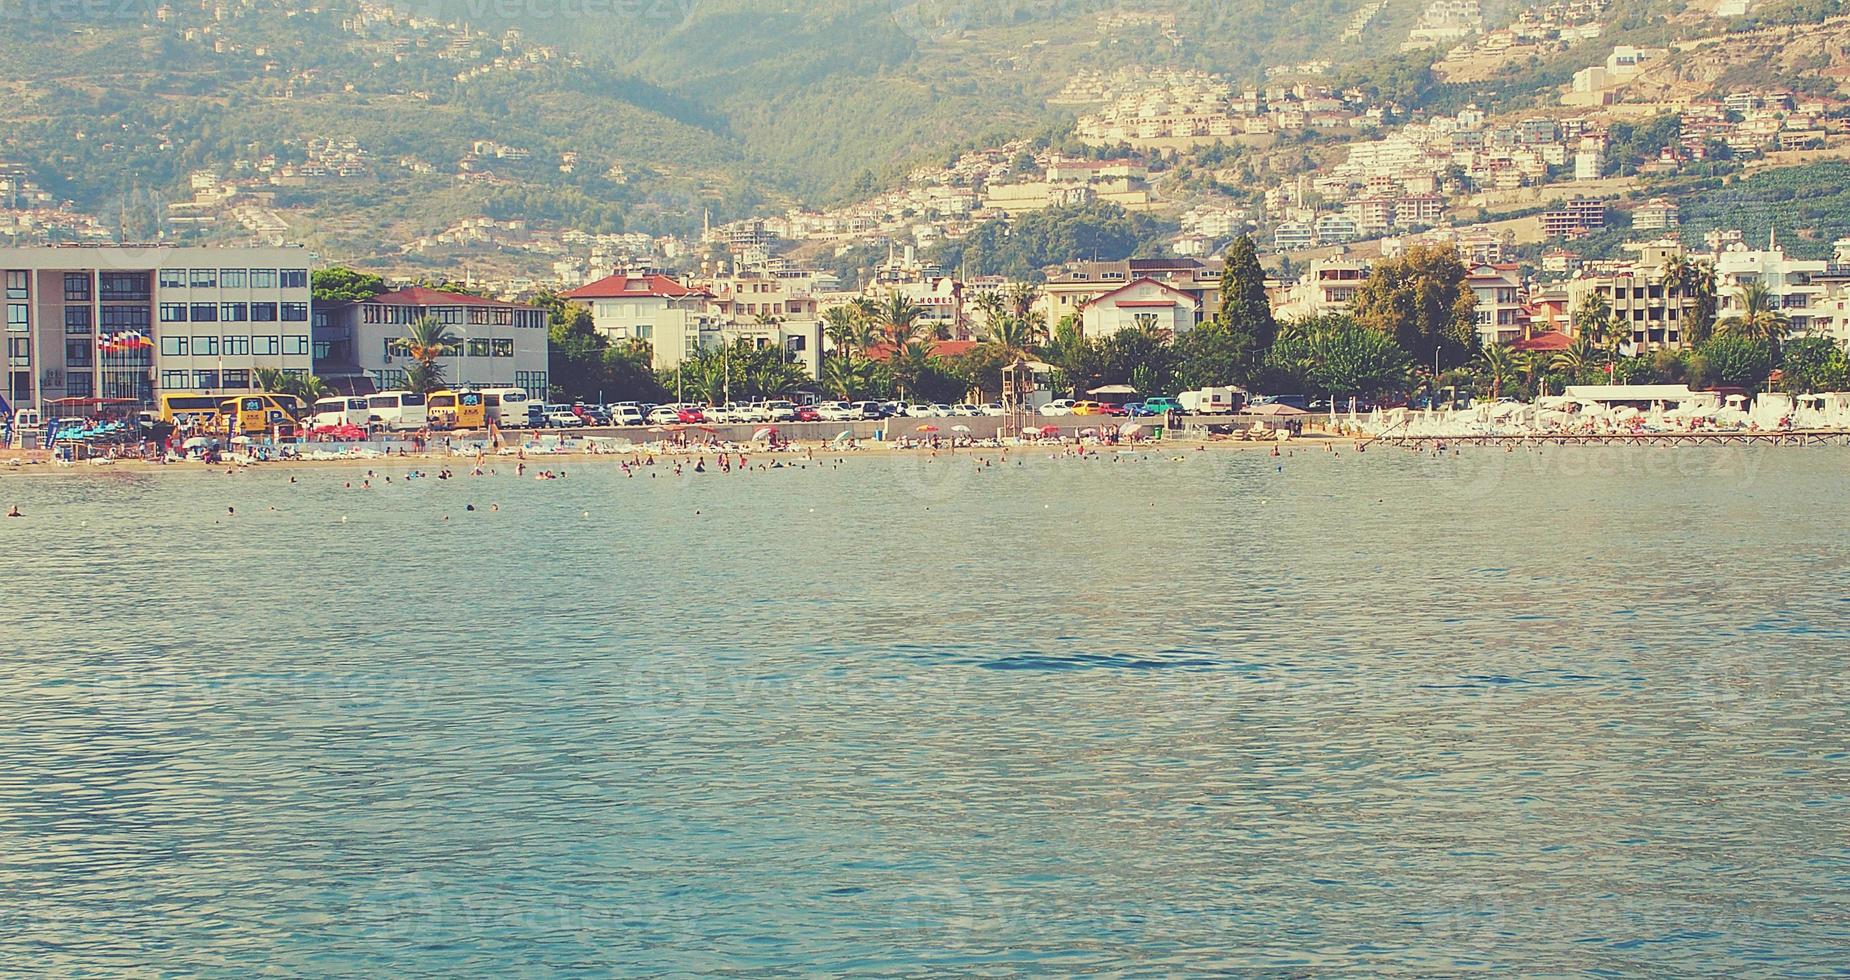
[159, 335, 312, 357]
[384, 338, 516, 358]
[5, 271, 151, 302]
[159, 302, 308, 323]
[360, 305, 546, 328]
[158, 369, 296, 390]
[13, 303, 152, 332]
[365, 369, 550, 392]
[157, 269, 308, 290]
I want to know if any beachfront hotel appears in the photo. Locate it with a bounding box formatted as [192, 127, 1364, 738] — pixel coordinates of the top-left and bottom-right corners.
[311, 286, 551, 396]
[0, 245, 315, 411]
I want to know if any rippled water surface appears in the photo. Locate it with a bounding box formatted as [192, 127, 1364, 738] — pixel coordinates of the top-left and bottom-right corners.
[2, 446, 1847, 975]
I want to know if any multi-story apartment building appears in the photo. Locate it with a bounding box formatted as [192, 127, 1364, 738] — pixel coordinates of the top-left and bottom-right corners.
[0, 245, 314, 411]
[1038, 257, 1224, 330]
[1468, 263, 1526, 346]
[312, 286, 550, 396]
[1710, 234, 1828, 336]
[1542, 198, 1607, 237]
[564, 272, 718, 372]
[1565, 250, 1700, 352]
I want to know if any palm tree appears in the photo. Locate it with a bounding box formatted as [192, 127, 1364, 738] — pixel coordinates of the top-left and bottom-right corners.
[1719, 281, 1791, 358]
[872, 294, 926, 353]
[1476, 343, 1518, 400]
[823, 305, 871, 356]
[1550, 335, 1599, 380]
[1572, 301, 1619, 352]
[821, 352, 883, 400]
[1005, 281, 1040, 320]
[393, 315, 459, 393]
[971, 292, 1008, 335]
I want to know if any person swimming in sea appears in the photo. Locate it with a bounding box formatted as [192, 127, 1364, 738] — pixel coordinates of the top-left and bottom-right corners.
[6, 504, 21, 518]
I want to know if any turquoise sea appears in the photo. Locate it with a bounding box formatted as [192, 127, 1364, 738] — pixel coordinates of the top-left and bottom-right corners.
[1, 446, 1846, 975]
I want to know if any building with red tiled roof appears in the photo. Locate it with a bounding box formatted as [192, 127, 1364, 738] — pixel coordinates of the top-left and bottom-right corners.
[1510, 331, 1574, 352]
[864, 339, 980, 362]
[1076, 277, 1203, 340]
[563, 273, 709, 301]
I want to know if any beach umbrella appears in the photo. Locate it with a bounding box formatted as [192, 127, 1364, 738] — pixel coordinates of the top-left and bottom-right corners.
[183, 436, 214, 449]
[915, 423, 939, 432]
[950, 424, 971, 433]
[1119, 422, 1142, 437]
[752, 426, 778, 441]
[230, 435, 254, 445]
[1038, 425, 1059, 436]
[1079, 427, 1098, 437]
[831, 430, 854, 444]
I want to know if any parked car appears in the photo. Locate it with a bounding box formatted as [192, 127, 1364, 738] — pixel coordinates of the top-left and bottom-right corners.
[794, 404, 821, 422]
[1041, 399, 1076, 416]
[646, 406, 681, 425]
[1095, 402, 1129, 417]
[981, 402, 1004, 416]
[676, 406, 708, 424]
[852, 401, 888, 420]
[764, 400, 798, 422]
[815, 401, 855, 421]
[1070, 400, 1103, 415]
[610, 405, 645, 426]
[546, 410, 586, 428]
[1141, 397, 1182, 416]
[903, 403, 936, 418]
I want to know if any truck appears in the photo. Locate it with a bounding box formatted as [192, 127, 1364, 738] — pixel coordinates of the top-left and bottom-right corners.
[1178, 386, 1244, 415]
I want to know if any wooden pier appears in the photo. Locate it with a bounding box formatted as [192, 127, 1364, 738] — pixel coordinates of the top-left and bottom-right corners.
[1378, 430, 1850, 449]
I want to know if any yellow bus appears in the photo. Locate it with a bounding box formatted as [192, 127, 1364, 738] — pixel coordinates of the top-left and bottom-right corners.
[219, 394, 304, 436]
[158, 392, 229, 429]
[426, 389, 487, 431]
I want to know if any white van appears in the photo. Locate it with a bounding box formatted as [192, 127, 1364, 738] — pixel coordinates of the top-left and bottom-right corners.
[311, 397, 370, 428]
[366, 390, 429, 431]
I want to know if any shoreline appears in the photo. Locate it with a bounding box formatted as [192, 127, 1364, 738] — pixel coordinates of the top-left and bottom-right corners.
[0, 434, 1343, 476]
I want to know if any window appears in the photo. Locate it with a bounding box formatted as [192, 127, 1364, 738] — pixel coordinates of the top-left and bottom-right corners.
[100, 272, 150, 301]
[7, 336, 29, 367]
[191, 336, 219, 356]
[222, 335, 250, 356]
[280, 302, 307, 322]
[435, 306, 464, 324]
[64, 273, 91, 302]
[220, 269, 246, 289]
[161, 336, 189, 357]
[65, 373, 93, 398]
[492, 338, 513, 357]
[65, 308, 92, 335]
[5, 270, 28, 299]
[253, 335, 280, 356]
[8, 371, 29, 403]
[189, 269, 217, 289]
[383, 338, 397, 360]
[66, 340, 93, 367]
[636, 324, 653, 340]
[190, 304, 218, 323]
[192, 370, 219, 389]
[1132, 312, 1159, 331]
[159, 371, 190, 391]
[159, 269, 186, 289]
[249, 269, 277, 289]
[515, 370, 548, 394]
[467, 338, 491, 357]
[220, 303, 247, 322]
[284, 335, 310, 356]
[7, 303, 26, 332]
[222, 369, 249, 389]
[160, 303, 189, 322]
[250, 303, 277, 322]
[101, 306, 149, 329]
[279, 269, 307, 289]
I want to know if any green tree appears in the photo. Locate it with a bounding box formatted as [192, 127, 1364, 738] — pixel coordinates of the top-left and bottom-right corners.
[392, 315, 459, 395]
[1697, 333, 1776, 391]
[1265, 315, 1415, 399]
[1476, 343, 1518, 400]
[1214, 235, 1277, 384]
[1174, 319, 1248, 390]
[871, 294, 926, 352]
[311, 267, 387, 304]
[1718, 281, 1792, 360]
[1662, 255, 1717, 347]
[1778, 337, 1850, 393]
[1351, 243, 1479, 369]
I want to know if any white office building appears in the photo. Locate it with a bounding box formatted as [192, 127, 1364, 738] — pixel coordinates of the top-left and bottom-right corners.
[0, 245, 314, 411]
